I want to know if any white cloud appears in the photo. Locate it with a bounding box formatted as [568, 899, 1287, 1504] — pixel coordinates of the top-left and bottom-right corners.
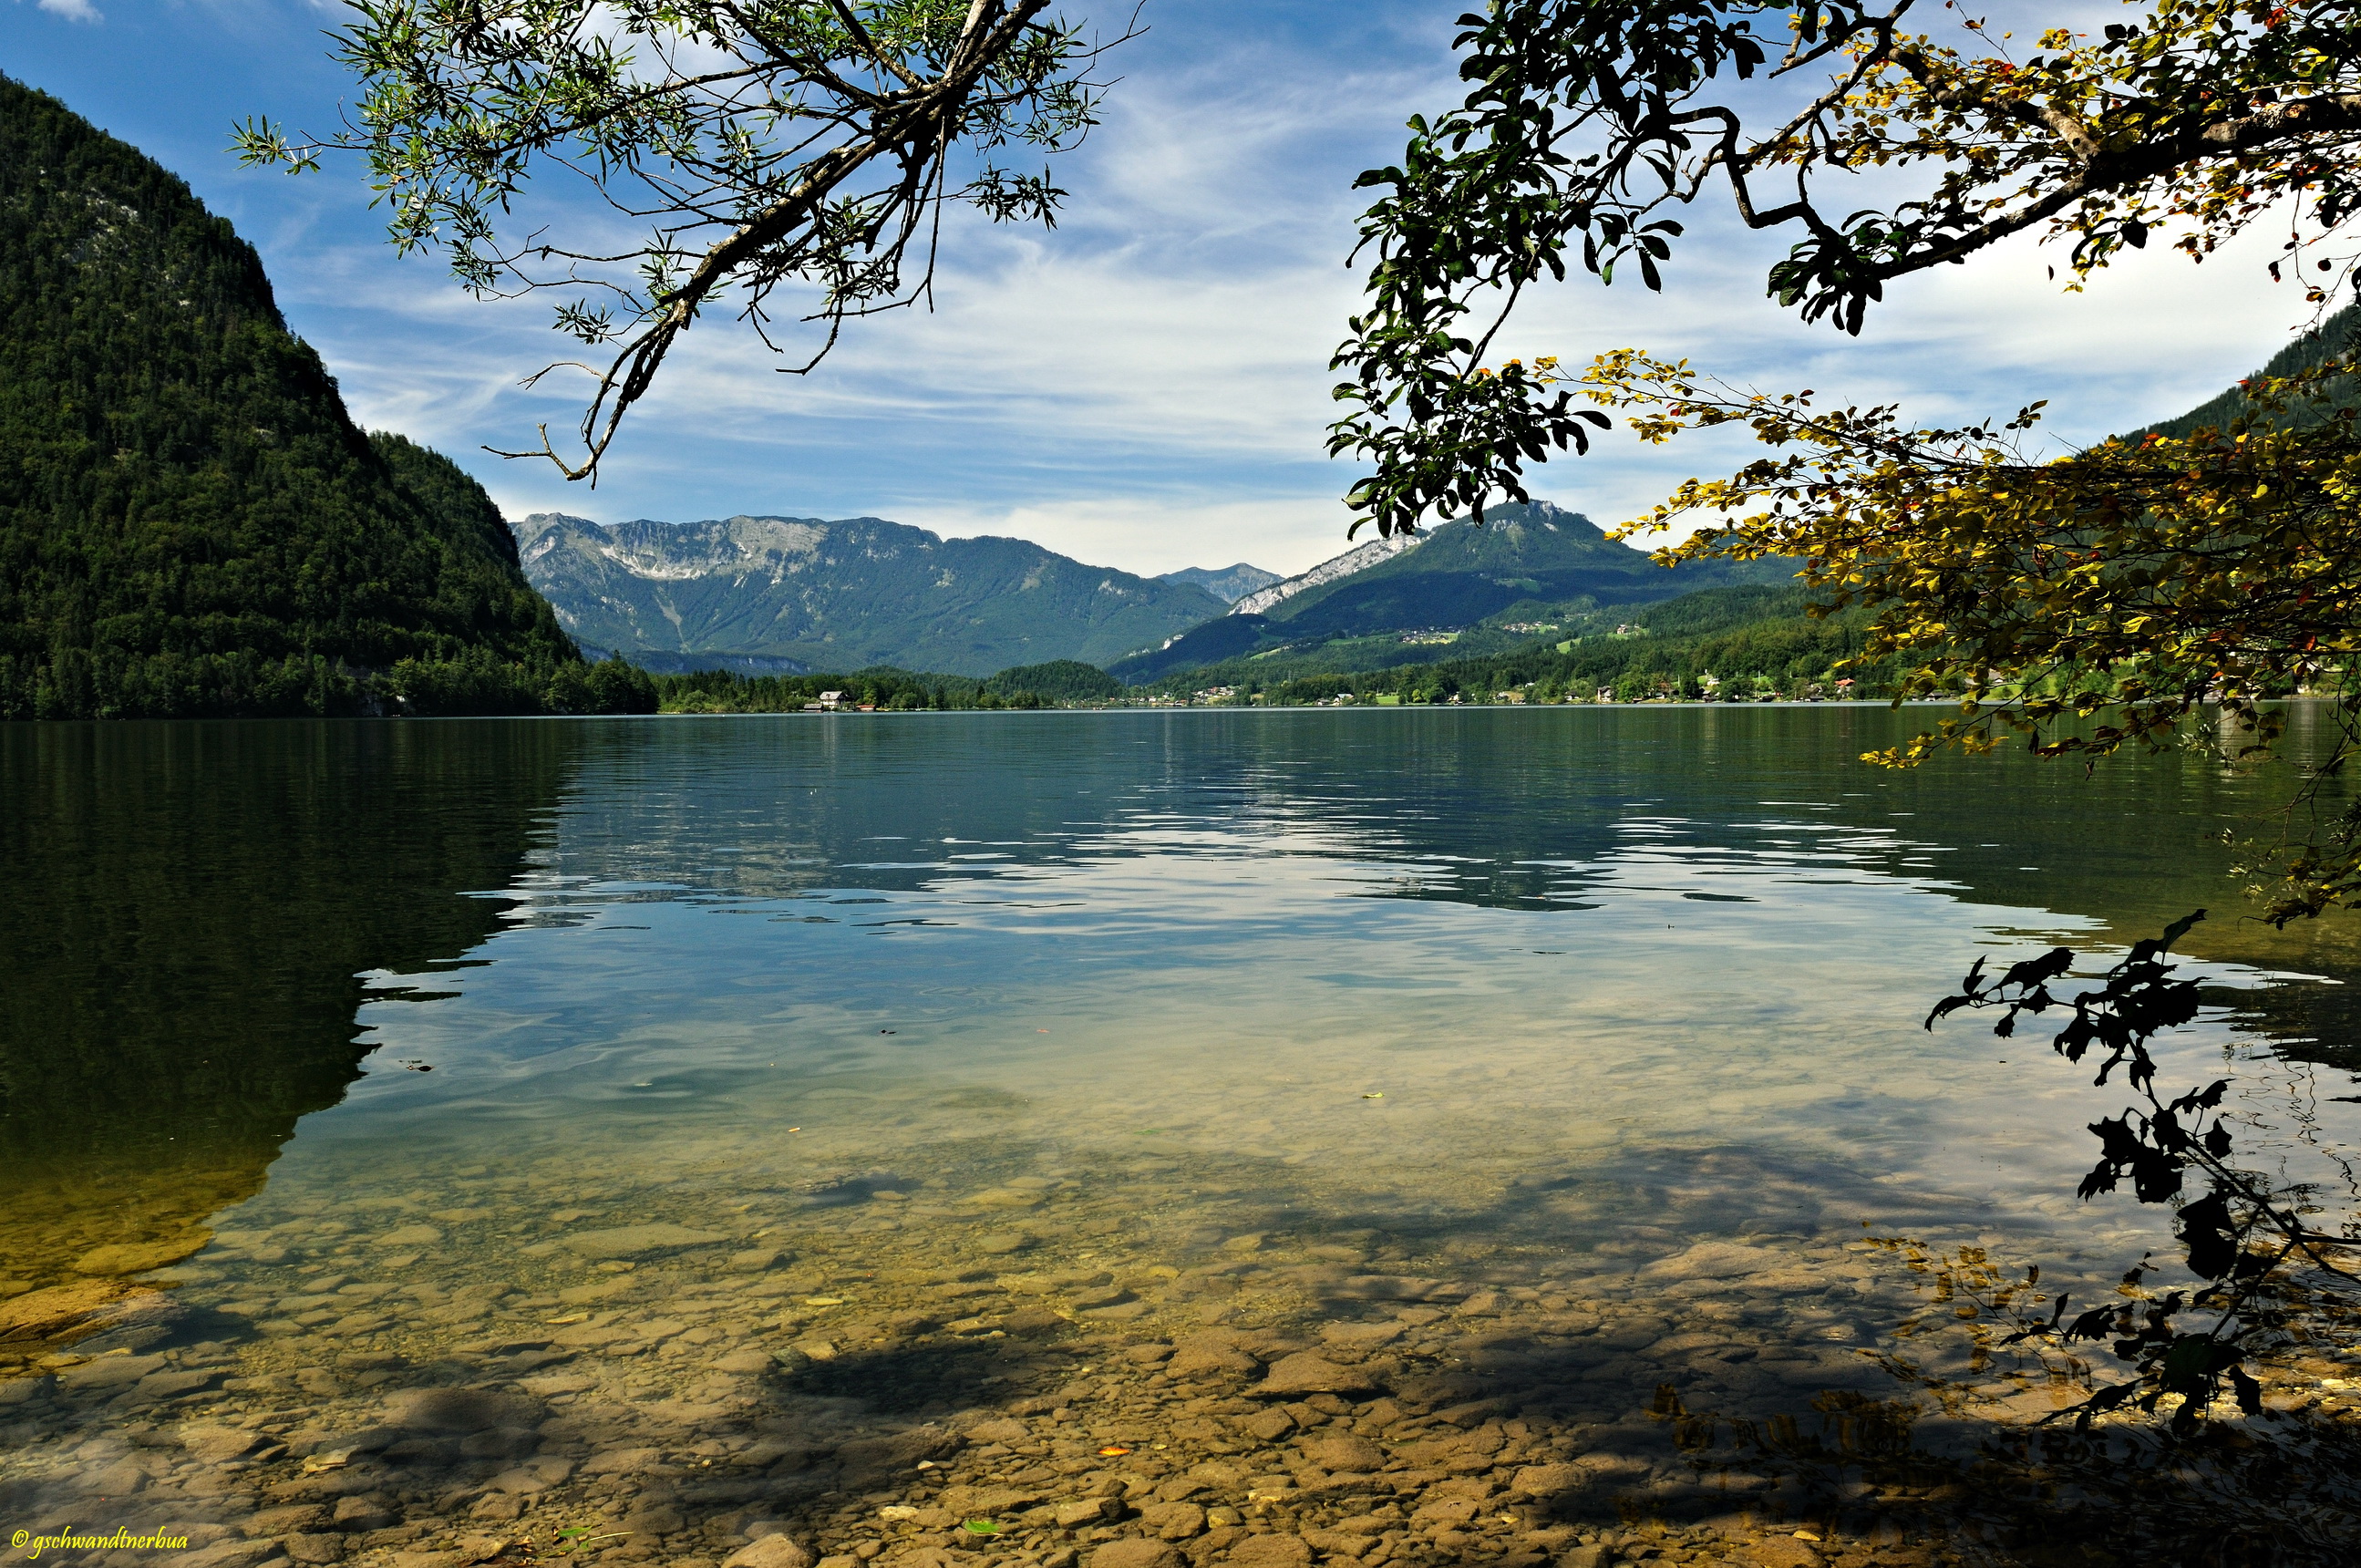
[896, 494, 1367, 580]
[232, 0, 2336, 578]
[1496, 205, 2315, 537]
[33, 0, 103, 23]
[273, 25, 1443, 567]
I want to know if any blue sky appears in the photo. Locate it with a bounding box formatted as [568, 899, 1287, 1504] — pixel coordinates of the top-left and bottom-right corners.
[5, 0, 2323, 575]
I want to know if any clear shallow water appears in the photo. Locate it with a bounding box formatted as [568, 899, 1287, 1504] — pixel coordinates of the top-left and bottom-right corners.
[5, 709, 2361, 1565]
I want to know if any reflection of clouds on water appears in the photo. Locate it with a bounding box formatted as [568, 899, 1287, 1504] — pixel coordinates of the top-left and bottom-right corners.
[9, 709, 2361, 1563]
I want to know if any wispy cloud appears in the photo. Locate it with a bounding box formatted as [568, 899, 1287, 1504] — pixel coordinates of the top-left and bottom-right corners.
[36, 0, 2324, 580]
[32, 0, 103, 25]
[892, 494, 1368, 581]
[274, 15, 1449, 570]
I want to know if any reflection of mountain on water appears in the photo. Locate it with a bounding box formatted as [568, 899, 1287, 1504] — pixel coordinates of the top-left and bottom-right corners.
[9, 707, 2357, 1308]
[0, 723, 571, 1300]
[529, 708, 2358, 949]
[524, 708, 2361, 1072]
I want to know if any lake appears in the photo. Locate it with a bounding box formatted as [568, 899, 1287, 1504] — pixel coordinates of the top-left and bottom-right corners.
[5, 707, 2359, 1567]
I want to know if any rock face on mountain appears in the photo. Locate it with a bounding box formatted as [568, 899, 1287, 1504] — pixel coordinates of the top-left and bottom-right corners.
[512, 512, 1228, 677]
[1229, 535, 1424, 616]
[1156, 562, 1283, 604]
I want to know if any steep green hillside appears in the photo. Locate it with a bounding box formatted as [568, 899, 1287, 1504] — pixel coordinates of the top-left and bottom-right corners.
[1110, 501, 1794, 682]
[514, 512, 1229, 677]
[1146, 583, 1882, 704]
[2138, 300, 2361, 440]
[0, 75, 643, 718]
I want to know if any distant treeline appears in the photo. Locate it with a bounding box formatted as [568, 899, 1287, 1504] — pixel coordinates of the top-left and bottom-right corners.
[655, 658, 1123, 713]
[640, 593, 1907, 712]
[1144, 584, 1907, 704]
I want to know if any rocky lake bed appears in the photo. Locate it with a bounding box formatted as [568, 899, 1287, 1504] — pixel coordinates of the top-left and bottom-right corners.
[10, 1135, 2360, 1568]
[15, 711, 2361, 1566]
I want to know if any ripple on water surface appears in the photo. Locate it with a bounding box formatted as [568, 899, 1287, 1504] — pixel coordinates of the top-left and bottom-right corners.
[5, 709, 2361, 1566]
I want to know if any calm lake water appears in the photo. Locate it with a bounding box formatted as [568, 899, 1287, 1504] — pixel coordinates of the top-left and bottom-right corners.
[5, 708, 2359, 1566]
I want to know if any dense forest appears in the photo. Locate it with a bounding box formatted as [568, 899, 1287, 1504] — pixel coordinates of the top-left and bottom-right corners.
[2138, 299, 2361, 441]
[0, 75, 652, 718]
[653, 658, 1121, 712]
[1123, 583, 1893, 704]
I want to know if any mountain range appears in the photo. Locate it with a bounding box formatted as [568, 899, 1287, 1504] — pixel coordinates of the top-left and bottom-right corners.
[1156, 562, 1283, 603]
[1106, 500, 1797, 682]
[514, 500, 1791, 685]
[511, 511, 1230, 678]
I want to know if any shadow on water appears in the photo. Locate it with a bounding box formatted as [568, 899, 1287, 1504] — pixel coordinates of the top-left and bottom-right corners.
[4, 710, 2360, 1568]
[7, 1113, 2349, 1567]
[0, 720, 576, 1303]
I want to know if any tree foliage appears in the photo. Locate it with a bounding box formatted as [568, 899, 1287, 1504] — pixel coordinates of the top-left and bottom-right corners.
[1332, 0, 2361, 534]
[238, 0, 1121, 481]
[1921, 914, 2360, 1437]
[1555, 345, 2361, 921]
[1330, 0, 2361, 921]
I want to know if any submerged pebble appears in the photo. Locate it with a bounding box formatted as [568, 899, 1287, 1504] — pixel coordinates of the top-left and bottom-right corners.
[5, 1124, 2350, 1568]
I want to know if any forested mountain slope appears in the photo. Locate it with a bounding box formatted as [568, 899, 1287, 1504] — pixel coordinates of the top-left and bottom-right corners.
[1132, 582, 1878, 703]
[1263, 500, 1786, 632]
[2138, 300, 2361, 440]
[1111, 500, 1795, 682]
[513, 511, 1228, 677]
[0, 75, 643, 717]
